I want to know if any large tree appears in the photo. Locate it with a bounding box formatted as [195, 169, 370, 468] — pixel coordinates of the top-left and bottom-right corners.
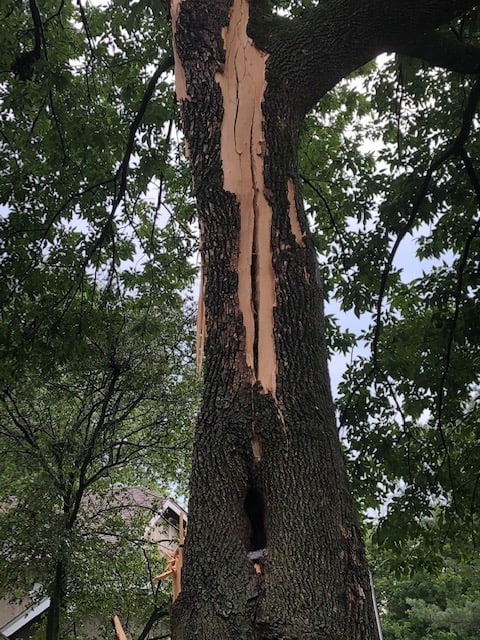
[168, 1, 480, 638]
[2, 1, 480, 639]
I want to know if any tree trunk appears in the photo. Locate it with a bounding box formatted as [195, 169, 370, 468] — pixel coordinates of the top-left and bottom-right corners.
[168, 0, 474, 637]
[46, 559, 66, 640]
[170, 1, 378, 638]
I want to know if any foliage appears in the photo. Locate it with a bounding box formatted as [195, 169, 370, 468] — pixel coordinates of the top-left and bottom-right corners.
[299, 16, 480, 564]
[371, 543, 480, 640]
[0, 2, 198, 635]
[0, 0, 196, 384]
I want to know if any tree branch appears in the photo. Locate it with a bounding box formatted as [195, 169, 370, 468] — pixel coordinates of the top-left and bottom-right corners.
[256, 0, 480, 114]
[392, 30, 480, 74]
[135, 607, 170, 640]
[11, 0, 45, 79]
[112, 53, 174, 215]
[300, 172, 348, 261]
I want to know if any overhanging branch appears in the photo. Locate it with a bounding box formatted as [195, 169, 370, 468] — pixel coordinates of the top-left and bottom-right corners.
[112, 53, 175, 214]
[253, 0, 480, 114]
[392, 31, 480, 74]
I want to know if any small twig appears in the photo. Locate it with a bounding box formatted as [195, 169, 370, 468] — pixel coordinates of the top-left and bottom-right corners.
[300, 172, 347, 260]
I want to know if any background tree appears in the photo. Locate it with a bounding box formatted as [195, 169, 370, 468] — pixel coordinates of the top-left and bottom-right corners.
[327, 49, 480, 567]
[0, 285, 198, 639]
[1, 2, 196, 637]
[370, 542, 480, 640]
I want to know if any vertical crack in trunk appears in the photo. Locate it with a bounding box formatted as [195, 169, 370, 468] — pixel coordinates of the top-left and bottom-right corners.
[215, 0, 276, 394]
[244, 486, 267, 551]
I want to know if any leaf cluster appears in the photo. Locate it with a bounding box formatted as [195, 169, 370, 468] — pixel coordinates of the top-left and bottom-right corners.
[371, 542, 480, 640]
[0, 0, 196, 368]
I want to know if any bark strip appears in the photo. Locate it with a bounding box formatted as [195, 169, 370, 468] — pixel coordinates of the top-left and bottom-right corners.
[287, 178, 305, 247]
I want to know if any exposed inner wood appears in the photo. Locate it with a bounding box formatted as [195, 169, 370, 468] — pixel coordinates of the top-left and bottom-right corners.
[196, 265, 206, 372]
[113, 615, 128, 640]
[215, 0, 276, 393]
[251, 433, 262, 462]
[171, 0, 187, 102]
[287, 178, 305, 247]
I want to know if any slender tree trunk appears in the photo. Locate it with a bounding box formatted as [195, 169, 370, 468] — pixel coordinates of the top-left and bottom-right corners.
[166, 0, 480, 636]
[46, 559, 66, 640]
[46, 494, 75, 640]
[170, 1, 379, 638]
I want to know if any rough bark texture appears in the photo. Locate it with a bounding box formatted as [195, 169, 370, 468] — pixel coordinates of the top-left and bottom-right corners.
[169, 1, 479, 638]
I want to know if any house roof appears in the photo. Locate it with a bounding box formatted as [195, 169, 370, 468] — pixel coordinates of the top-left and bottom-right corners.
[82, 485, 166, 517]
[0, 596, 50, 638]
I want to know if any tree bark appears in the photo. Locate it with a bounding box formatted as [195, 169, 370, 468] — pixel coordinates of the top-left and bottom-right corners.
[169, 0, 480, 638]
[46, 559, 66, 640]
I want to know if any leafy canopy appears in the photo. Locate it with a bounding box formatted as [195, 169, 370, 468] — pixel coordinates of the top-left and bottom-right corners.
[0, 285, 198, 637]
[1, 0, 479, 590]
[371, 541, 480, 640]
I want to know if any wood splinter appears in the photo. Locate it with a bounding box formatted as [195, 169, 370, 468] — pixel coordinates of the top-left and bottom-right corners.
[112, 615, 128, 640]
[154, 513, 185, 601]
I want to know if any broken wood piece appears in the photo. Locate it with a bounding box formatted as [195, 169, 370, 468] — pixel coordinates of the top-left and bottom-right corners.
[172, 512, 184, 599]
[154, 536, 183, 600]
[154, 550, 177, 581]
[153, 514, 185, 598]
[179, 512, 185, 544]
[113, 615, 128, 640]
[154, 567, 175, 581]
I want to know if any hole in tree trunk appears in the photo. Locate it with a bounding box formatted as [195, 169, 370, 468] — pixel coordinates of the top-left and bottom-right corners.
[244, 486, 267, 551]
